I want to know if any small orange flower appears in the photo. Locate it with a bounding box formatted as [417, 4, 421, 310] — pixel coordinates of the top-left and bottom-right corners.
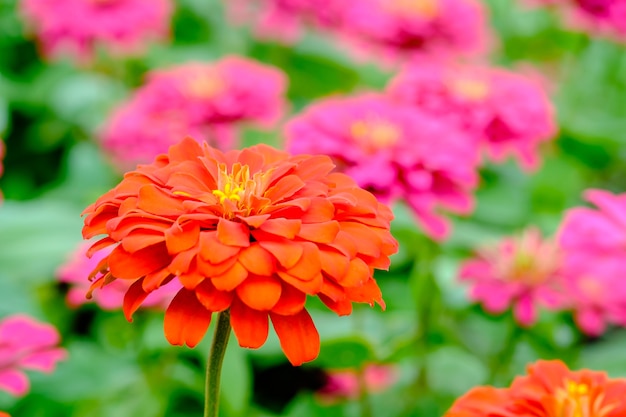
[444, 360, 626, 417]
[82, 137, 397, 365]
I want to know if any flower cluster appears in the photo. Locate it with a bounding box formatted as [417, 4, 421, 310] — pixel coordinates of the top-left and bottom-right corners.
[0, 315, 66, 398]
[82, 138, 397, 365]
[286, 94, 479, 240]
[101, 56, 287, 170]
[226, 0, 488, 62]
[20, 0, 173, 63]
[444, 360, 626, 417]
[387, 61, 557, 171]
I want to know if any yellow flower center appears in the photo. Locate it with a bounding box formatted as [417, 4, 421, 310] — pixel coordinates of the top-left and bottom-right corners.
[213, 163, 251, 206]
[552, 381, 616, 417]
[387, 0, 439, 18]
[184, 69, 224, 99]
[449, 78, 490, 101]
[350, 119, 401, 151]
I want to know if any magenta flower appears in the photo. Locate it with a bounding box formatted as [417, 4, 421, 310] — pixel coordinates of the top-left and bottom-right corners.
[0, 315, 66, 397]
[337, 0, 489, 62]
[558, 189, 626, 335]
[20, 0, 172, 63]
[316, 364, 397, 403]
[286, 93, 479, 239]
[387, 61, 557, 170]
[101, 56, 287, 169]
[459, 228, 564, 326]
[57, 242, 180, 311]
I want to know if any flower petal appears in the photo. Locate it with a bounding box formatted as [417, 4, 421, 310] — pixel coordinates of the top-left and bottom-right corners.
[109, 244, 170, 280]
[270, 309, 320, 366]
[195, 280, 234, 312]
[217, 218, 250, 247]
[236, 275, 282, 310]
[238, 244, 276, 275]
[164, 289, 212, 347]
[123, 279, 150, 321]
[271, 283, 307, 315]
[230, 299, 269, 349]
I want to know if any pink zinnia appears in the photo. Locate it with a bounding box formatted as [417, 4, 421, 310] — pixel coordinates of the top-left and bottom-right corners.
[317, 364, 397, 403]
[286, 94, 479, 239]
[20, 0, 172, 63]
[562, 0, 626, 39]
[558, 189, 626, 335]
[337, 0, 489, 62]
[101, 56, 287, 169]
[387, 61, 557, 170]
[459, 228, 564, 326]
[0, 315, 66, 397]
[57, 242, 180, 311]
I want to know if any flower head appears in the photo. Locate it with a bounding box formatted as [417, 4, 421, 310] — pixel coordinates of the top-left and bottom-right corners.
[337, 0, 489, 62]
[0, 315, 66, 397]
[58, 242, 179, 310]
[20, 0, 172, 62]
[459, 228, 564, 326]
[101, 56, 287, 170]
[316, 364, 397, 403]
[444, 360, 626, 417]
[387, 61, 557, 170]
[82, 137, 397, 365]
[286, 94, 479, 239]
[558, 189, 626, 335]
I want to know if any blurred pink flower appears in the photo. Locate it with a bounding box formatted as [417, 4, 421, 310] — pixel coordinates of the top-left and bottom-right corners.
[58, 242, 181, 311]
[562, 0, 626, 40]
[226, 0, 343, 42]
[0, 315, 66, 397]
[459, 228, 564, 326]
[286, 93, 479, 239]
[101, 56, 287, 169]
[317, 364, 397, 403]
[20, 0, 172, 62]
[558, 189, 626, 335]
[337, 0, 489, 62]
[387, 61, 557, 170]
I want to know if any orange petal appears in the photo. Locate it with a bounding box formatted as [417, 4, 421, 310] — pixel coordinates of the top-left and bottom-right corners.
[264, 175, 306, 202]
[283, 242, 321, 281]
[230, 299, 269, 349]
[297, 221, 340, 243]
[270, 309, 320, 366]
[216, 218, 250, 247]
[277, 270, 323, 295]
[346, 278, 385, 309]
[340, 258, 371, 287]
[165, 222, 200, 254]
[339, 222, 382, 258]
[121, 230, 165, 253]
[123, 279, 149, 321]
[164, 289, 212, 348]
[238, 244, 276, 275]
[87, 237, 116, 257]
[178, 268, 206, 290]
[271, 283, 306, 315]
[199, 231, 240, 264]
[137, 185, 186, 216]
[168, 249, 197, 276]
[319, 294, 353, 316]
[211, 262, 249, 291]
[236, 275, 282, 311]
[300, 198, 335, 223]
[238, 214, 271, 228]
[291, 155, 335, 181]
[142, 268, 173, 292]
[258, 238, 304, 269]
[195, 280, 234, 312]
[258, 218, 301, 239]
[168, 136, 204, 162]
[197, 256, 238, 277]
[319, 247, 349, 280]
[109, 244, 170, 280]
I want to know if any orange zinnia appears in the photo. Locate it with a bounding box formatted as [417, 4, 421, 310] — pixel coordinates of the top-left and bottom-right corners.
[82, 137, 397, 365]
[444, 360, 626, 417]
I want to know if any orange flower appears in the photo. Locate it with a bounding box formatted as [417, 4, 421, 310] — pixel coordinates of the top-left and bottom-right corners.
[444, 360, 626, 417]
[82, 137, 397, 365]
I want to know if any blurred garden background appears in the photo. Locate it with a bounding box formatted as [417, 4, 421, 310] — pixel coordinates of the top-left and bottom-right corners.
[1, 0, 626, 416]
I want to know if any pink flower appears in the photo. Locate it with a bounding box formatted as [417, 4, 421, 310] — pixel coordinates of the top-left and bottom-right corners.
[317, 364, 397, 403]
[387, 61, 557, 170]
[101, 56, 287, 169]
[559, 0, 626, 40]
[57, 242, 180, 311]
[337, 0, 489, 62]
[20, 0, 172, 63]
[286, 93, 479, 239]
[558, 189, 626, 335]
[459, 228, 564, 326]
[226, 0, 343, 42]
[0, 315, 66, 397]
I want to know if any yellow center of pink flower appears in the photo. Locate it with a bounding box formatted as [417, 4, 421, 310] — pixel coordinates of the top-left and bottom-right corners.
[184, 70, 225, 99]
[350, 119, 401, 152]
[449, 78, 490, 101]
[387, 0, 439, 18]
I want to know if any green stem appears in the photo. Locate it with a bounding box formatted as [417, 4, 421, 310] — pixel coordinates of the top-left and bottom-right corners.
[204, 311, 232, 417]
[487, 316, 522, 385]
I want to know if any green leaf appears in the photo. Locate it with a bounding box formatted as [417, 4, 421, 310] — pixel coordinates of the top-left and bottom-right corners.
[426, 346, 488, 396]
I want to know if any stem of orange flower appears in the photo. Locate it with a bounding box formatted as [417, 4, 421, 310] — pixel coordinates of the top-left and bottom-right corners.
[204, 310, 231, 417]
